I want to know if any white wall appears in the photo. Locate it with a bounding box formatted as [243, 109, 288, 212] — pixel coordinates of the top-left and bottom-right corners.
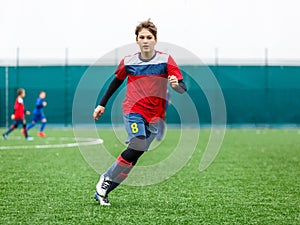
[0, 0, 299, 64]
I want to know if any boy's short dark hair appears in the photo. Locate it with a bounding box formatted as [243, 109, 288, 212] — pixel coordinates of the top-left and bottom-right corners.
[135, 19, 157, 40]
[17, 88, 25, 96]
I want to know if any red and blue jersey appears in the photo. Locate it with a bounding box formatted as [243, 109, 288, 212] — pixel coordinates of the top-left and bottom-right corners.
[115, 51, 183, 123]
[14, 97, 25, 120]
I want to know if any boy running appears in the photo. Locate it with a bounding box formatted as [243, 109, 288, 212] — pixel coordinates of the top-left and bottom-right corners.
[93, 19, 187, 206]
[3, 88, 33, 141]
[26, 91, 47, 137]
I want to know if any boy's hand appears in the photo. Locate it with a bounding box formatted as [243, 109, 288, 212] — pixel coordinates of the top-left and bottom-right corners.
[168, 75, 179, 88]
[26, 111, 31, 115]
[93, 105, 105, 121]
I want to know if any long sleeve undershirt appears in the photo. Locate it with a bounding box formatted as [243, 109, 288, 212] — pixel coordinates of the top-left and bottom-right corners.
[98, 77, 187, 107]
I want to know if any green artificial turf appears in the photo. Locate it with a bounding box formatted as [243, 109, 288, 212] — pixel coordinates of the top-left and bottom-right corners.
[0, 128, 299, 224]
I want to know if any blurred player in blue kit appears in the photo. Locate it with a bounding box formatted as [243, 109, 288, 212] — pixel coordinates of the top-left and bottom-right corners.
[26, 91, 47, 138]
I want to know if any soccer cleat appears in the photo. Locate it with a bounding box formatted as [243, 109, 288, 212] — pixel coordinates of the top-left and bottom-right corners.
[96, 175, 112, 198]
[21, 129, 26, 137]
[26, 137, 34, 141]
[94, 192, 111, 206]
[38, 132, 46, 138]
[2, 133, 8, 140]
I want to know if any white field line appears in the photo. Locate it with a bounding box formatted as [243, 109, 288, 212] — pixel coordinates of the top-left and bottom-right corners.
[0, 138, 103, 150]
[1, 136, 97, 141]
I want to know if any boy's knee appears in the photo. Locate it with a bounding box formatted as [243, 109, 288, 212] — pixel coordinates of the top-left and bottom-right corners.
[128, 136, 147, 151]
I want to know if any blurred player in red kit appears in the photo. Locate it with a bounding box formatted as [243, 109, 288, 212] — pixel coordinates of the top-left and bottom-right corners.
[2, 88, 33, 141]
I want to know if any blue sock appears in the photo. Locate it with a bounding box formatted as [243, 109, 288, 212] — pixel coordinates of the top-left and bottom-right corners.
[27, 122, 35, 130]
[23, 124, 28, 138]
[106, 182, 120, 195]
[106, 166, 133, 195]
[40, 122, 46, 132]
[4, 126, 15, 135]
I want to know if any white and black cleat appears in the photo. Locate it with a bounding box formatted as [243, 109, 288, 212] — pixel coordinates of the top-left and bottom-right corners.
[96, 175, 112, 198]
[2, 133, 8, 140]
[94, 192, 111, 206]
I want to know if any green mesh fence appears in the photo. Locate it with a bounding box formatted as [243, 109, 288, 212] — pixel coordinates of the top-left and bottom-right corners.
[1, 65, 300, 127]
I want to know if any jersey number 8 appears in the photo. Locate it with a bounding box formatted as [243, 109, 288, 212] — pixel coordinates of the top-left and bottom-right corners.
[131, 123, 139, 133]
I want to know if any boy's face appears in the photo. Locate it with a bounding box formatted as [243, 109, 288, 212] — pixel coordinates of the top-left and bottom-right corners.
[21, 91, 25, 98]
[40, 92, 46, 99]
[136, 28, 157, 55]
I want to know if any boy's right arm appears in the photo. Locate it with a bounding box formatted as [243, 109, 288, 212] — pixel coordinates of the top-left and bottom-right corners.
[93, 77, 124, 121]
